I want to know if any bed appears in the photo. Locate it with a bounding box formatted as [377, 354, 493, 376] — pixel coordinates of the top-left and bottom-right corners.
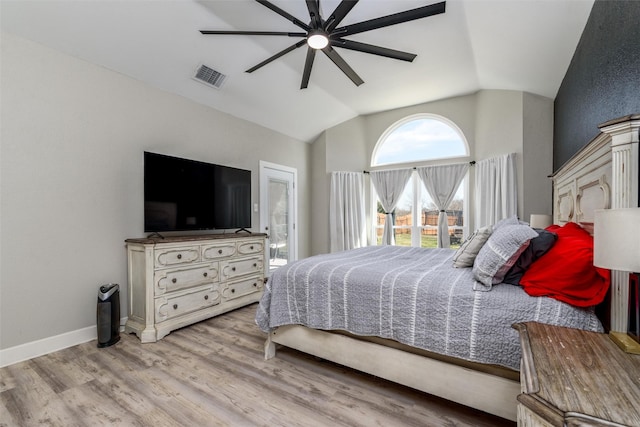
[256, 114, 640, 422]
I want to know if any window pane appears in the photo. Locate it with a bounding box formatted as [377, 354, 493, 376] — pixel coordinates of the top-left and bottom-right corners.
[376, 230, 383, 246]
[449, 237, 462, 250]
[269, 179, 289, 270]
[448, 185, 464, 247]
[376, 201, 385, 226]
[393, 183, 413, 246]
[418, 181, 465, 248]
[394, 228, 412, 246]
[373, 118, 467, 166]
[419, 233, 437, 248]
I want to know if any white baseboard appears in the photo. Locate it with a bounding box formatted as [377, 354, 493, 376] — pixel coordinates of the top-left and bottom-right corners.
[0, 317, 127, 368]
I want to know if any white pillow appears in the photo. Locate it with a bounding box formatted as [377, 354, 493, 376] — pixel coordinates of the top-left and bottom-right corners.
[452, 226, 493, 268]
[472, 224, 538, 289]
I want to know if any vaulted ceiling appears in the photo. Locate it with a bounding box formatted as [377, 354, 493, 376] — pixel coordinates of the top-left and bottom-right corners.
[1, 0, 594, 142]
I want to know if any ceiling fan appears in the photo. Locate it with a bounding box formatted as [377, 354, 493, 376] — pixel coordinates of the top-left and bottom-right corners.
[200, 0, 446, 89]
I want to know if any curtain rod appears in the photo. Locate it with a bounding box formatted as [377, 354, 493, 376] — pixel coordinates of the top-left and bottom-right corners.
[363, 161, 475, 174]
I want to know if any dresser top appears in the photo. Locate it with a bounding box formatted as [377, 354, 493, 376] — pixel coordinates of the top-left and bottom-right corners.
[515, 321, 640, 427]
[126, 233, 267, 245]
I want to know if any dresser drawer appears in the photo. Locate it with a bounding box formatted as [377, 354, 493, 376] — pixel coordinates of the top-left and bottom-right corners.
[154, 246, 200, 268]
[223, 276, 263, 301]
[155, 286, 221, 322]
[220, 256, 263, 280]
[155, 264, 218, 295]
[237, 240, 265, 256]
[202, 243, 236, 260]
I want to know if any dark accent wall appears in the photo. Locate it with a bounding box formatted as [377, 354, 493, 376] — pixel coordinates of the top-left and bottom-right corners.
[554, 0, 640, 171]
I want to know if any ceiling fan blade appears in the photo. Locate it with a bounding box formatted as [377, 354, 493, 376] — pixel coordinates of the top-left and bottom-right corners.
[255, 0, 311, 32]
[332, 39, 416, 62]
[324, 0, 359, 33]
[200, 30, 307, 37]
[300, 47, 317, 89]
[322, 46, 364, 86]
[333, 1, 446, 37]
[246, 39, 307, 73]
[306, 0, 322, 29]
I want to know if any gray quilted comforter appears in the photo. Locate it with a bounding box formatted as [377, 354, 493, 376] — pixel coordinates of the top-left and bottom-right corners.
[255, 246, 603, 370]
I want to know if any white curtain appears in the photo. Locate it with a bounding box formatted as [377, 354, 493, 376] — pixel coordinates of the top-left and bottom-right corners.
[416, 163, 469, 248]
[474, 153, 518, 228]
[329, 172, 366, 252]
[370, 169, 412, 245]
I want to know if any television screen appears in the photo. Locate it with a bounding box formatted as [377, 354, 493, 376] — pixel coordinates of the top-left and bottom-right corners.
[144, 152, 251, 232]
[213, 165, 252, 230]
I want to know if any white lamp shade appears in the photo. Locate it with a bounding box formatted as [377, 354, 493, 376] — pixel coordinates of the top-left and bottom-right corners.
[530, 214, 553, 229]
[594, 208, 640, 272]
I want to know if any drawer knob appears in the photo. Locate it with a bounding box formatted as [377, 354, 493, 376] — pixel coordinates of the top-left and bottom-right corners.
[177, 254, 182, 259]
[218, 249, 223, 254]
[232, 267, 236, 272]
[203, 272, 208, 278]
[173, 304, 178, 310]
[172, 278, 177, 284]
[204, 295, 209, 300]
[253, 282, 257, 287]
[231, 288, 235, 293]
[253, 263, 257, 267]
[250, 245, 254, 250]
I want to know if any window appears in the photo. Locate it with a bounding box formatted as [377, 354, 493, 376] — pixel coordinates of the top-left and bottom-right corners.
[371, 114, 469, 248]
[372, 116, 468, 166]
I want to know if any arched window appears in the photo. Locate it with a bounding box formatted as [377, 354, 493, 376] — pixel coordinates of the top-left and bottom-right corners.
[371, 114, 470, 248]
[372, 115, 468, 166]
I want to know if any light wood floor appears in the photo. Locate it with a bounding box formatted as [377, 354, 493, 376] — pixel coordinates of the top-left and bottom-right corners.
[0, 304, 515, 427]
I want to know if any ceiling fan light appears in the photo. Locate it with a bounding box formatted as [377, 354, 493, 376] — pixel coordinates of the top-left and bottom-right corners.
[307, 32, 329, 49]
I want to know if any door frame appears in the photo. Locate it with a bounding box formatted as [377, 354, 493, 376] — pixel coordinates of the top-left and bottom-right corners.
[259, 161, 298, 273]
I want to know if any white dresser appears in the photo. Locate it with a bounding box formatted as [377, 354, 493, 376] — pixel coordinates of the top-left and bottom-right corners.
[125, 234, 266, 343]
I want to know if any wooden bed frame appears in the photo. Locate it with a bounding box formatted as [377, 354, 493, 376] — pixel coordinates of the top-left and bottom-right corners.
[264, 115, 640, 422]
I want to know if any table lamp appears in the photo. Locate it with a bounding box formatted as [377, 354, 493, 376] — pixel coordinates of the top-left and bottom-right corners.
[594, 208, 640, 354]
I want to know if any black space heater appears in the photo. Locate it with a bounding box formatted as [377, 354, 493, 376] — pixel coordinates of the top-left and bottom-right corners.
[97, 283, 121, 348]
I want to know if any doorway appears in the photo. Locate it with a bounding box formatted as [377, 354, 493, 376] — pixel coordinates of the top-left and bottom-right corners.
[259, 161, 297, 274]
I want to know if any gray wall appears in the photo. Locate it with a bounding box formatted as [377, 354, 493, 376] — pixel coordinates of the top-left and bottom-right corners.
[310, 90, 554, 255]
[0, 33, 311, 350]
[523, 93, 554, 218]
[554, 0, 640, 170]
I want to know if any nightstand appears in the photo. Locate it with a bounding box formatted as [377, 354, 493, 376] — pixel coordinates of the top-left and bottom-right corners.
[513, 322, 640, 427]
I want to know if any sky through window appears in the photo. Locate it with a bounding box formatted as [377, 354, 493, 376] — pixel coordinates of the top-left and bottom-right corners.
[373, 118, 467, 166]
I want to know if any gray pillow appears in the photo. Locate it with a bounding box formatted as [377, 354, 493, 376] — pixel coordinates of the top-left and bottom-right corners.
[452, 226, 493, 268]
[472, 224, 538, 288]
[503, 229, 558, 285]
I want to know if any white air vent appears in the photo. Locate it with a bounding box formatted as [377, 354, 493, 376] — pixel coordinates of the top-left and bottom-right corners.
[193, 64, 227, 89]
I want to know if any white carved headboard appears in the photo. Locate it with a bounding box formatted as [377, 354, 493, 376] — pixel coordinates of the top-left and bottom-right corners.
[552, 114, 639, 333]
[551, 130, 612, 235]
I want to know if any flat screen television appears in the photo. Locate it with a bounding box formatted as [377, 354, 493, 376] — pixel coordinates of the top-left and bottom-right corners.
[144, 151, 251, 232]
